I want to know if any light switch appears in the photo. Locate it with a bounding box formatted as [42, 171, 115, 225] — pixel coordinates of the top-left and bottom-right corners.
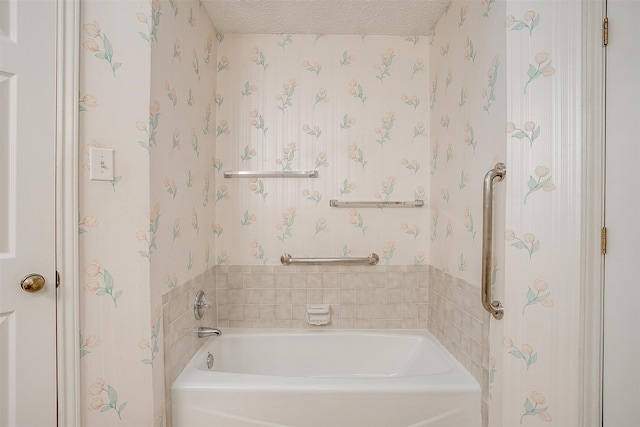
[89, 148, 114, 181]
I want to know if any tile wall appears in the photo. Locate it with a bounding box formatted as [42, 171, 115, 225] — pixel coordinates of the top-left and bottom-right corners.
[215, 265, 429, 329]
[428, 267, 490, 425]
[162, 267, 216, 427]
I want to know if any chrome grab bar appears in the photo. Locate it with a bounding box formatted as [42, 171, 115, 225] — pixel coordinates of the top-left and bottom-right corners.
[280, 253, 379, 266]
[482, 163, 506, 320]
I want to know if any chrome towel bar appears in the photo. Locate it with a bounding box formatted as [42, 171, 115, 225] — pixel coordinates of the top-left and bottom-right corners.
[329, 200, 425, 208]
[482, 163, 506, 320]
[280, 253, 380, 266]
[223, 170, 318, 178]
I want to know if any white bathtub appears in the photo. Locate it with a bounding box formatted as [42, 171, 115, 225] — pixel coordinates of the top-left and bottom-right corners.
[171, 329, 481, 427]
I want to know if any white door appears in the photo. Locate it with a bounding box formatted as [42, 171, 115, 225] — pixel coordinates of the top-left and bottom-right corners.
[603, 1, 640, 425]
[0, 0, 58, 425]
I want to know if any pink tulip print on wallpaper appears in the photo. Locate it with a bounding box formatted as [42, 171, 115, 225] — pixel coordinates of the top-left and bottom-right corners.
[76, 0, 588, 426]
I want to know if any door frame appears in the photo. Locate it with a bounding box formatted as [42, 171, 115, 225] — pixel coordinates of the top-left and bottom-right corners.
[581, 0, 606, 425]
[56, 0, 80, 425]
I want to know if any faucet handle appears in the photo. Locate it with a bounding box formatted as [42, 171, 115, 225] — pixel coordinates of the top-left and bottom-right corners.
[197, 300, 211, 309]
[194, 290, 210, 320]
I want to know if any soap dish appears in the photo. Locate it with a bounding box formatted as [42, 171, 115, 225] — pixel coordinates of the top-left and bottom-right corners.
[306, 304, 330, 326]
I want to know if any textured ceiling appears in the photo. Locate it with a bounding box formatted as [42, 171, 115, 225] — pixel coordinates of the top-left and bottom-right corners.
[202, 0, 450, 35]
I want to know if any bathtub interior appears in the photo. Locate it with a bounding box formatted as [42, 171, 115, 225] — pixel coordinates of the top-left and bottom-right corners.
[200, 331, 454, 378]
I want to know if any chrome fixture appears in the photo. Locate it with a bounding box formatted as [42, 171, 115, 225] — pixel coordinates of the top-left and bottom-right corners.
[329, 199, 425, 208]
[223, 170, 318, 178]
[197, 327, 222, 338]
[482, 163, 506, 320]
[193, 290, 211, 320]
[281, 253, 379, 266]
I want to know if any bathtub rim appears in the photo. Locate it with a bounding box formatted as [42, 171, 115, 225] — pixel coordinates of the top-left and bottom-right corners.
[172, 328, 481, 393]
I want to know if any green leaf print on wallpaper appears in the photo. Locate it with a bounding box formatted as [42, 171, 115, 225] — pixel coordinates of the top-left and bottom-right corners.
[304, 59, 322, 76]
[412, 58, 426, 78]
[314, 218, 328, 238]
[524, 166, 555, 205]
[83, 21, 122, 76]
[251, 47, 269, 71]
[375, 49, 395, 81]
[349, 210, 367, 235]
[278, 34, 293, 49]
[349, 144, 367, 169]
[507, 11, 540, 35]
[504, 338, 538, 370]
[523, 52, 555, 94]
[277, 79, 297, 111]
[136, 1, 161, 46]
[138, 204, 160, 259]
[506, 121, 540, 147]
[506, 230, 540, 259]
[522, 279, 554, 315]
[520, 392, 552, 423]
[277, 143, 297, 171]
[250, 240, 268, 264]
[88, 380, 127, 420]
[276, 209, 297, 243]
[240, 211, 256, 227]
[79, 330, 100, 358]
[349, 79, 368, 104]
[85, 262, 122, 307]
[375, 113, 395, 146]
[482, 0, 496, 18]
[340, 51, 355, 66]
[483, 56, 500, 112]
[140, 311, 161, 365]
[217, 55, 230, 71]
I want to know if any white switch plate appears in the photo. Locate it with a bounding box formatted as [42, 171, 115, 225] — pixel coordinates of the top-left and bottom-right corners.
[89, 148, 114, 181]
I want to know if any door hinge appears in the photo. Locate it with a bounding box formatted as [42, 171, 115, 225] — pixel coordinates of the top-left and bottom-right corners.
[601, 227, 607, 254]
[603, 17, 609, 46]
[56, 271, 61, 288]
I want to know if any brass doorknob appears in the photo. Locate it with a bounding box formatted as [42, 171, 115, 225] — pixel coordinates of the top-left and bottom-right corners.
[20, 274, 46, 293]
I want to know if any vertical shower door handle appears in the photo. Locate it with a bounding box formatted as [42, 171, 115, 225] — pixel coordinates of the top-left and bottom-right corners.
[482, 163, 506, 320]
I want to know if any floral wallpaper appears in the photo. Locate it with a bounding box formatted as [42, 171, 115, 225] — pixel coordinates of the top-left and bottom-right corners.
[214, 33, 430, 266]
[149, 0, 217, 423]
[79, 0, 216, 425]
[79, 1, 154, 425]
[490, 1, 583, 426]
[431, 1, 584, 426]
[428, 0, 506, 287]
[428, 1, 506, 422]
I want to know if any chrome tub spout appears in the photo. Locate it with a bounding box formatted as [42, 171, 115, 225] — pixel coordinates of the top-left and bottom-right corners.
[197, 327, 222, 338]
